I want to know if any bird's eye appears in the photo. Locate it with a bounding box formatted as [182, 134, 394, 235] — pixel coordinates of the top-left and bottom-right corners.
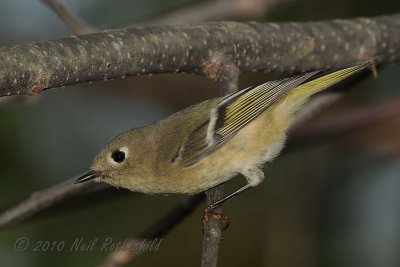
[111, 150, 125, 163]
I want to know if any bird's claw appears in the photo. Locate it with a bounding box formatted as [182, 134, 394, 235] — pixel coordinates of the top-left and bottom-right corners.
[201, 207, 230, 235]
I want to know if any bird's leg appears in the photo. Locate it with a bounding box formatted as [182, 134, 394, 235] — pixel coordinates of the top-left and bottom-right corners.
[201, 167, 265, 233]
[201, 167, 264, 232]
[207, 167, 265, 211]
[202, 186, 250, 233]
[207, 183, 252, 211]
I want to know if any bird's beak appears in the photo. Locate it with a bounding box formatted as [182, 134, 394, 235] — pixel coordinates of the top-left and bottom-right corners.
[75, 170, 102, 184]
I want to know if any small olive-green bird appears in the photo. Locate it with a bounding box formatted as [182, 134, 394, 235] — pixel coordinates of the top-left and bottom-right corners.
[76, 60, 374, 209]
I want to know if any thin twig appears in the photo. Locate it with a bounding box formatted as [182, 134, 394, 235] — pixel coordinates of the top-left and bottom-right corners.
[41, 0, 92, 35]
[98, 194, 203, 267]
[201, 188, 225, 267]
[148, 0, 296, 25]
[201, 57, 240, 267]
[0, 176, 97, 229]
[290, 95, 400, 145]
[41, 0, 294, 33]
[0, 96, 36, 110]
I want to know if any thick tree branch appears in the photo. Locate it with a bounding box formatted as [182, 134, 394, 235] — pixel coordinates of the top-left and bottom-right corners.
[0, 14, 399, 96]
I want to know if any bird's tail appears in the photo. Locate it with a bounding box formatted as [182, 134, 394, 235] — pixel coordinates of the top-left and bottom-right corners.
[289, 59, 376, 98]
[273, 59, 376, 118]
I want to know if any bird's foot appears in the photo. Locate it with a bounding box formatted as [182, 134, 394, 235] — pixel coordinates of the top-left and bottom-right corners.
[201, 207, 230, 234]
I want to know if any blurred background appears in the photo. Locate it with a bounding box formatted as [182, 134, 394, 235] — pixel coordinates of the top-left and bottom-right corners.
[0, 0, 400, 266]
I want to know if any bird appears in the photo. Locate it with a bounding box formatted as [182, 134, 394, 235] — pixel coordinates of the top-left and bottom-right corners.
[76, 60, 375, 210]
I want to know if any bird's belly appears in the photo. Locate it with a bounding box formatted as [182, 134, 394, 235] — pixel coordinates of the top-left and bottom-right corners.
[176, 111, 289, 194]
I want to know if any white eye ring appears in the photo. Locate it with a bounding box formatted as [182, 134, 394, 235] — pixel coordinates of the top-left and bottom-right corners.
[108, 146, 129, 165]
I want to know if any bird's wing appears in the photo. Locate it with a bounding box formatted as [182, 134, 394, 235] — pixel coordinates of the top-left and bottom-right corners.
[179, 59, 375, 167]
[179, 71, 319, 167]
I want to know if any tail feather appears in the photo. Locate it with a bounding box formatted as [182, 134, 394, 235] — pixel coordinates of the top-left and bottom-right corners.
[289, 59, 375, 98]
[273, 59, 376, 119]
